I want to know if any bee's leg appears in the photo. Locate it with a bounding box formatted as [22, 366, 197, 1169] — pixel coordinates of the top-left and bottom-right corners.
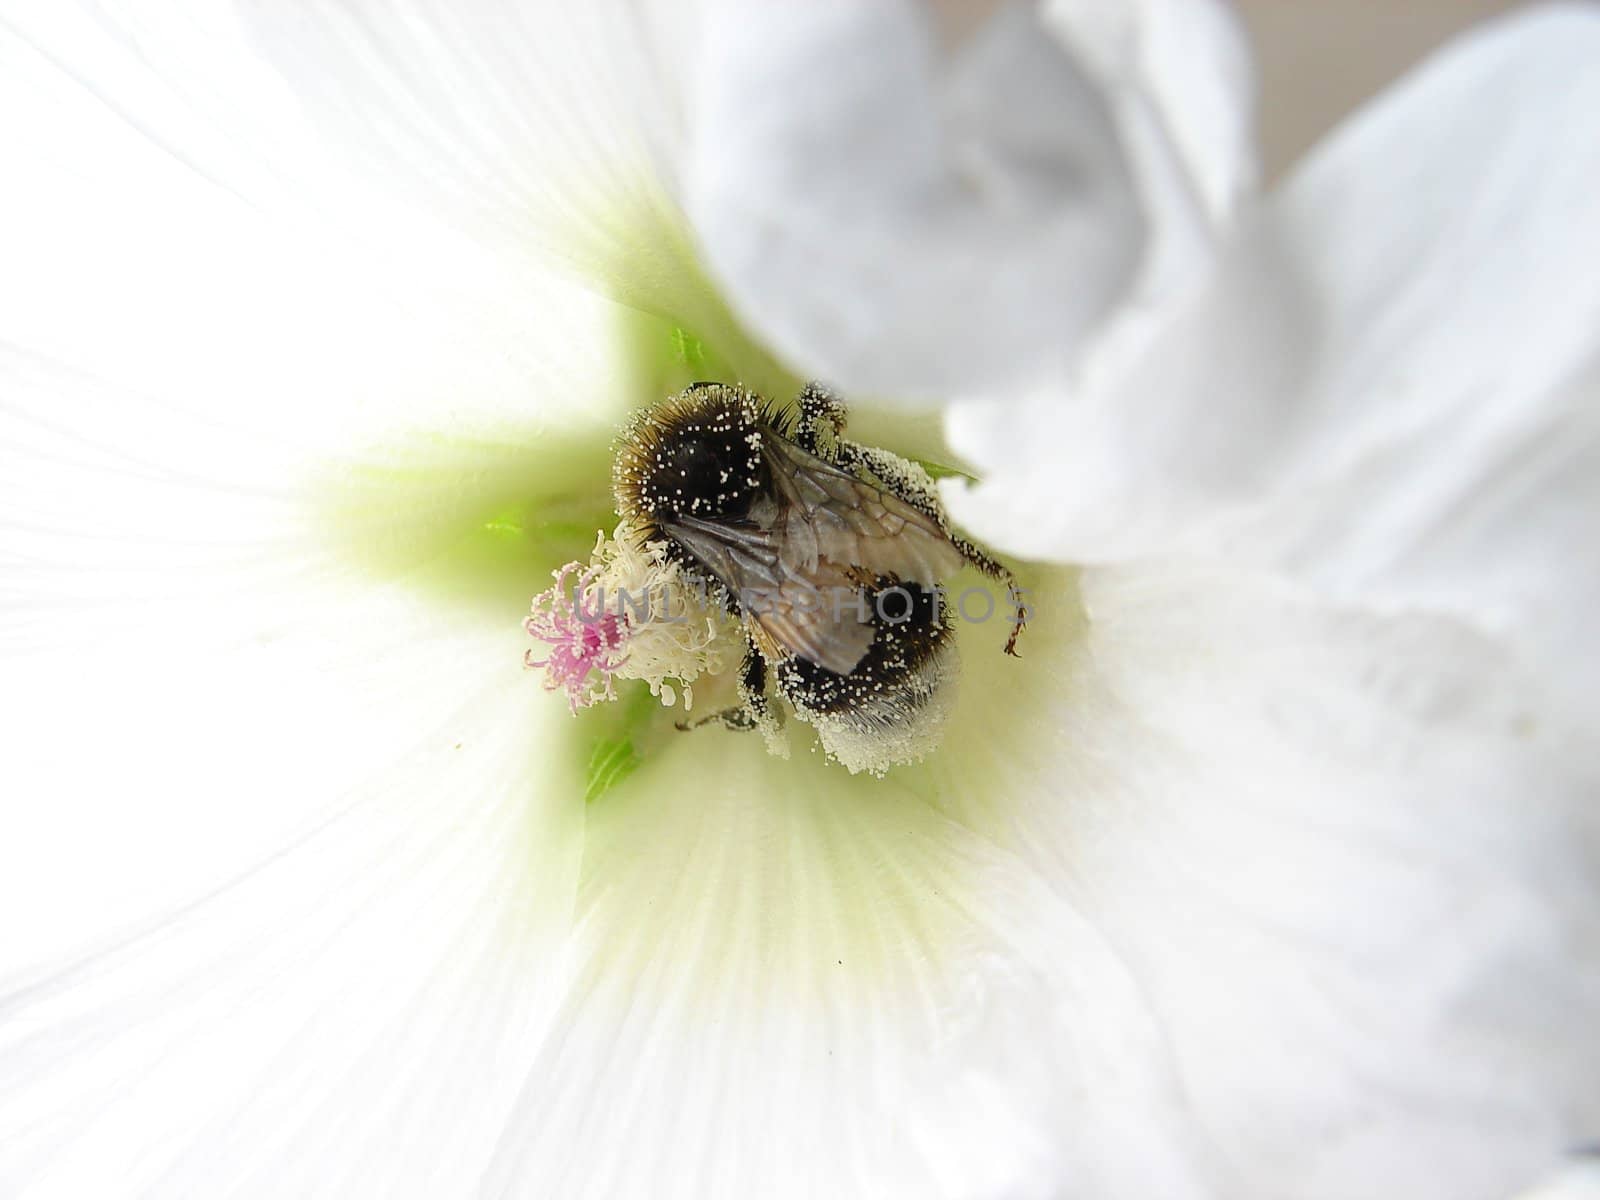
[737, 647, 781, 730]
[793, 381, 847, 458]
[676, 706, 757, 733]
[946, 534, 1027, 657]
[673, 648, 781, 734]
[841, 441, 1027, 656]
[836, 440, 946, 522]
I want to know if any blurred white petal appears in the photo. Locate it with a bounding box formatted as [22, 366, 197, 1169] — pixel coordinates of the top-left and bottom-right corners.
[0, 681, 584, 1196]
[685, 0, 1255, 398]
[1034, 566, 1600, 1199]
[221, 1, 693, 309]
[1514, 1159, 1600, 1200]
[684, 0, 1143, 398]
[1048, 0, 1255, 222]
[0, 5, 651, 440]
[947, 4, 1600, 713]
[1044, 0, 1258, 295]
[0, 6, 638, 961]
[5, 1, 792, 392]
[0, 11, 606, 1188]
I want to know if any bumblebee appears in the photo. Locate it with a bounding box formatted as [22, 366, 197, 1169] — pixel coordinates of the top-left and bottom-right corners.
[613, 382, 1022, 773]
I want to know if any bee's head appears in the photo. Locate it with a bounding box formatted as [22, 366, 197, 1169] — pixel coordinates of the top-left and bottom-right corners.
[614, 384, 771, 532]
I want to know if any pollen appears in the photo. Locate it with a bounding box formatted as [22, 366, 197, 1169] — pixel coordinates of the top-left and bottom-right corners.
[524, 558, 630, 713]
[526, 527, 742, 715]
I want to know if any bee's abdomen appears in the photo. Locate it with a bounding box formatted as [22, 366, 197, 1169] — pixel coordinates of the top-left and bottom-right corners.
[775, 582, 948, 712]
[772, 580, 958, 774]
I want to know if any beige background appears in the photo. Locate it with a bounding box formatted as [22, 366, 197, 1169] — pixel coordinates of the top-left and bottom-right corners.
[1237, 0, 1528, 174]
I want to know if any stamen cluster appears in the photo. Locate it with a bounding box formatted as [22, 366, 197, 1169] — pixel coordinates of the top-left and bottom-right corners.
[524, 527, 741, 712]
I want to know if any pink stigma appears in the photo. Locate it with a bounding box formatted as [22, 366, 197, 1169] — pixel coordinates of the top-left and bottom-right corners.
[524, 561, 629, 712]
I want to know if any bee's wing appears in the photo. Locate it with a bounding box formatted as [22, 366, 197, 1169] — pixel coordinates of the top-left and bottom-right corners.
[660, 514, 784, 595]
[745, 560, 877, 675]
[665, 434, 965, 676]
[665, 516, 876, 675]
[763, 436, 966, 583]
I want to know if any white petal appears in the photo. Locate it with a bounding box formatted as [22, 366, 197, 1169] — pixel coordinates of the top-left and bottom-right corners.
[0, 682, 586, 1196]
[682, 0, 1255, 400]
[474, 579, 1214, 1197]
[1046, 0, 1256, 220]
[947, 5, 1600, 711]
[943, 217, 1310, 561]
[684, 0, 1146, 399]
[2, 2, 791, 396]
[1044, 0, 1259, 295]
[482, 565, 1592, 1198]
[1258, 4, 1600, 722]
[0, 3, 654, 944]
[0, 18, 601, 1182]
[1514, 1160, 1600, 1200]
[186, 566, 1592, 1200]
[252, 0, 791, 389]
[0, 7, 655, 444]
[1032, 565, 1600, 1198]
[0, 5, 644, 957]
[0, 14, 639, 1188]
[0, 335, 610, 950]
[0, 191, 605, 1183]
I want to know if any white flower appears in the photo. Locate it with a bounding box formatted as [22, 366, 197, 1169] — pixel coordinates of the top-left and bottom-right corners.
[1, 4, 1597, 1200]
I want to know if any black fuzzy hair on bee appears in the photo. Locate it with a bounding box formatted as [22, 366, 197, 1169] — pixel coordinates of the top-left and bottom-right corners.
[612, 383, 794, 546]
[775, 577, 954, 714]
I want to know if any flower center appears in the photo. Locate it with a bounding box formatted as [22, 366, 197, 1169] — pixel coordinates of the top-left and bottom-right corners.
[525, 375, 1031, 780]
